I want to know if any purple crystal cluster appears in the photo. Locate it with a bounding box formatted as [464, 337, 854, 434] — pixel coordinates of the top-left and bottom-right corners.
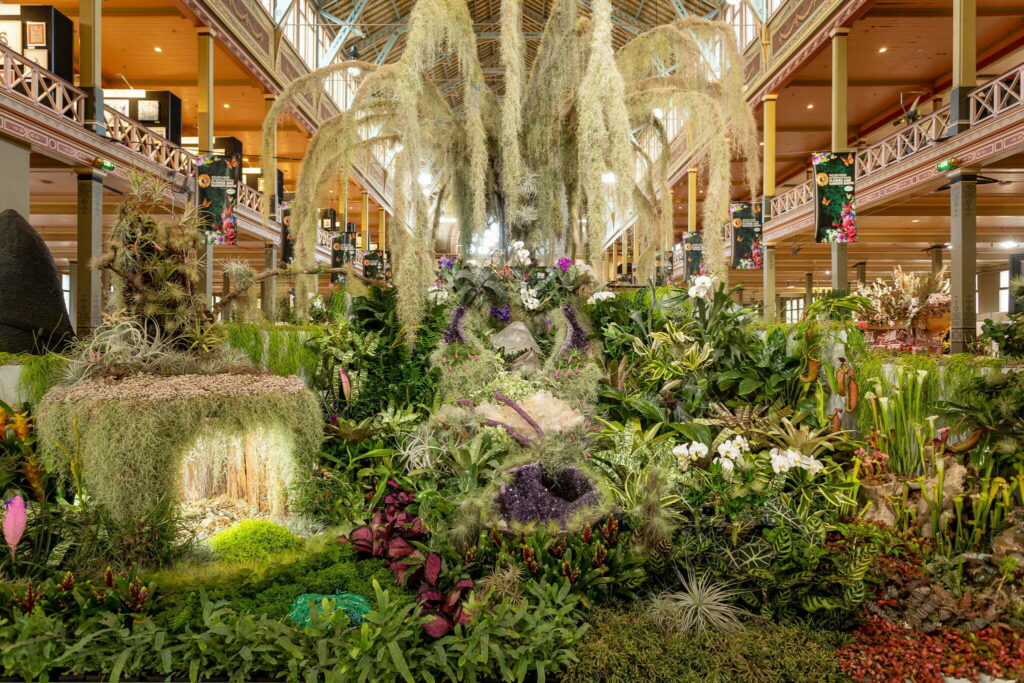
[558, 304, 590, 355]
[495, 462, 601, 526]
[442, 305, 468, 345]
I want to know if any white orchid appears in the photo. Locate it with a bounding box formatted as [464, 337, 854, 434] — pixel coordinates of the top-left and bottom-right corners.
[587, 291, 616, 304]
[427, 286, 449, 304]
[769, 447, 801, 474]
[576, 262, 596, 278]
[733, 435, 750, 453]
[688, 275, 713, 299]
[716, 437, 745, 462]
[674, 441, 709, 471]
[798, 454, 825, 474]
[519, 284, 541, 310]
[714, 456, 735, 473]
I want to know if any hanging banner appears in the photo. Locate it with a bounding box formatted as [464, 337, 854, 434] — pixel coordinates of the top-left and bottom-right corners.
[656, 250, 674, 286]
[812, 151, 857, 243]
[683, 232, 705, 284]
[280, 202, 294, 264]
[330, 232, 346, 285]
[196, 154, 240, 245]
[729, 202, 764, 270]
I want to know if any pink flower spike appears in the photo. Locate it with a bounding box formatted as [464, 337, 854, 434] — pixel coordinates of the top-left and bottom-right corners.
[3, 496, 26, 560]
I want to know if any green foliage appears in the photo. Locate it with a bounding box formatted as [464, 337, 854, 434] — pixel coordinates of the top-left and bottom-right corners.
[803, 291, 874, 322]
[225, 323, 321, 379]
[562, 608, 849, 682]
[208, 520, 304, 564]
[982, 314, 1024, 358]
[0, 352, 68, 404]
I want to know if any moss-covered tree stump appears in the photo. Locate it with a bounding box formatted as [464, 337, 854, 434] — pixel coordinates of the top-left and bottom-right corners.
[37, 373, 321, 523]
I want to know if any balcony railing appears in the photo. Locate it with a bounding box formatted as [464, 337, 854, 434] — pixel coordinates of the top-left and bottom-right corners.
[237, 182, 264, 213]
[103, 107, 196, 175]
[769, 179, 812, 218]
[0, 44, 85, 123]
[971, 63, 1024, 125]
[855, 105, 951, 179]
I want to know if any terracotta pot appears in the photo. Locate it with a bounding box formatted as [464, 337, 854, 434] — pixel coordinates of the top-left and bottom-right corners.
[926, 312, 951, 334]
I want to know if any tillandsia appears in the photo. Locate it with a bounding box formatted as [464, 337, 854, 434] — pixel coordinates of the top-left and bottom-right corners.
[261, 0, 757, 329]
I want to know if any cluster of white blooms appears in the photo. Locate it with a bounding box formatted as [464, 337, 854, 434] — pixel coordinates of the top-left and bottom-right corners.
[427, 286, 449, 304]
[587, 291, 616, 304]
[673, 441, 709, 471]
[511, 240, 531, 266]
[769, 448, 824, 475]
[713, 434, 750, 472]
[688, 275, 713, 299]
[576, 262, 596, 278]
[520, 283, 541, 310]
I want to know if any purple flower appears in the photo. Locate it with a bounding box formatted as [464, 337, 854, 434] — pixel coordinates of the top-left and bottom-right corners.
[495, 463, 601, 526]
[556, 258, 574, 272]
[490, 305, 511, 322]
[559, 304, 590, 355]
[438, 255, 456, 270]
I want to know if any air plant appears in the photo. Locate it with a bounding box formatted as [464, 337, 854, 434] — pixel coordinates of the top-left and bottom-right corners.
[647, 568, 750, 634]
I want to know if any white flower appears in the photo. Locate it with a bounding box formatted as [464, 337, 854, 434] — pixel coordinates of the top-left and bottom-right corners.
[797, 454, 824, 474]
[733, 435, 750, 453]
[511, 240, 525, 250]
[672, 443, 690, 458]
[769, 447, 801, 474]
[519, 284, 541, 310]
[587, 291, 616, 304]
[714, 456, 735, 472]
[576, 262, 596, 278]
[688, 275, 713, 299]
[514, 247, 531, 265]
[716, 440, 742, 461]
[427, 286, 449, 304]
[688, 442, 709, 459]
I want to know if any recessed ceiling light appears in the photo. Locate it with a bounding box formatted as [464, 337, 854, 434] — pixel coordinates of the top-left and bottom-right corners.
[154, 47, 162, 53]
[824, 270, 831, 275]
[223, 103, 230, 108]
[878, 46, 888, 53]
[1000, 239, 1019, 249]
[806, 103, 814, 109]
[911, 219, 920, 223]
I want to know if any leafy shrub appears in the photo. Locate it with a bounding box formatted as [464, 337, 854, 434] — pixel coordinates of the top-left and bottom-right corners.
[208, 520, 303, 563]
[562, 607, 848, 682]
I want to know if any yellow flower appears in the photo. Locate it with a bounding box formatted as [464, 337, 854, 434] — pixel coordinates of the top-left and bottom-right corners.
[11, 411, 31, 441]
[816, 172, 829, 187]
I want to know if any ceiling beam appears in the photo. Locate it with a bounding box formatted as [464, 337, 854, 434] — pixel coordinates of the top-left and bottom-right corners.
[789, 79, 934, 88]
[868, 6, 1024, 17]
[319, 0, 371, 67]
[374, 25, 407, 64]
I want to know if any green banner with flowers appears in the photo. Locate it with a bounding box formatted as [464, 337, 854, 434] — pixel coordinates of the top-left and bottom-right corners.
[196, 154, 240, 245]
[812, 151, 857, 243]
[729, 202, 763, 269]
[683, 232, 705, 284]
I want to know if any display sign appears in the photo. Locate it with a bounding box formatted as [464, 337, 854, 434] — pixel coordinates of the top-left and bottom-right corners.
[280, 202, 294, 264]
[656, 250, 673, 286]
[729, 202, 764, 270]
[812, 151, 857, 243]
[197, 154, 240, 245]
[330, 232, 347, 284]
[363, 250, 390, 281]
[682, 231, 705, 284]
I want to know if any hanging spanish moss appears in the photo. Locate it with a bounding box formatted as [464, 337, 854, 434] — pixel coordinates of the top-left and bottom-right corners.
[262, 0, 757, 331]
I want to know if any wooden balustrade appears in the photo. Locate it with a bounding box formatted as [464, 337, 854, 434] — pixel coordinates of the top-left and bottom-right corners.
[855, 106, 951, 179]
[769, 179, 813, 218]
[102, 107, 196, 175]
[0, 44, 85, 123]
[971, 63, 1024, 125]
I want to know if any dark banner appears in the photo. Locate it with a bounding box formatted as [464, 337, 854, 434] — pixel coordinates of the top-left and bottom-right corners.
[330, 232, 346, 284]
[363, 250, 389, 281]
[280, 202, 294, 264]
[812, 151, 857, 243]
[656, 250, 673, 286]
[197, 154, 240, 245]
[730, 202, 764, 270]
[683, 232, 705, 284]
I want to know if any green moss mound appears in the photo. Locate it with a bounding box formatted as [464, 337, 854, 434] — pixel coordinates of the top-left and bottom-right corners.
[562, 608, 849, 683]
[36, 373, 322, 524]
[209, 520, 304, 563]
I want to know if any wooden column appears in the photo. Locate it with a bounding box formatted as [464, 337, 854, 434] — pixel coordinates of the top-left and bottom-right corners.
[930, 245, 944, 275]
[261, 243, 278, 320]
[830, 28, 850, 292]
[76, 168, 105, 335]
[78, 0, 104, 134]
[196, 28, 216, 304]
[361, 191, 370, 251]
[949, 171, 978, 352]
[687, 167, 698, 233]
[762, 243, 776, 321]
[950, 0, 977, 133]
[804, 272, 814, 308]
[378, 207, 386, 254]
[762, 94, 778, 216]
[854, 261, 867, 285]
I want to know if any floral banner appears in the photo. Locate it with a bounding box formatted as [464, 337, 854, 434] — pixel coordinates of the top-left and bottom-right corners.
[682, 232, 705, 284]
[330, 232, 347, 284]
[812, 151, 856, 243]
[196, 154, 240, 245]
[729, 202, 764, 269]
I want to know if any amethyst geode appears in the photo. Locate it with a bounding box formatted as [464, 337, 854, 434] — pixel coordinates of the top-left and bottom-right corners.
[495, 462, 601, 526]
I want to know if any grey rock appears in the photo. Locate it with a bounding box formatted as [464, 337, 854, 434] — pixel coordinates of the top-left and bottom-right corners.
[0, 210, 74, 353]
[490, 322, 540, 355]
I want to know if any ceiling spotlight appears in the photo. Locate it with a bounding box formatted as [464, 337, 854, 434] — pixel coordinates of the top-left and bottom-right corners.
[878, 46, 888, 53]
[223, 103, 230, 108]
[806, 103, 815, 109]
[1000, 239, 1019, 249]
[652, 107, 664, 120]
[417, 170, 432, 187]
[911, 219, 920, 223]
[824, 270, 831, 275]
[601, 171, 617, 185]
[154, 47, 162, 53]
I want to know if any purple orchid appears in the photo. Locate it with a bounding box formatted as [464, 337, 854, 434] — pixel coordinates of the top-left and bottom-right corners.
[490, 305, 511, 322]
[556, 258, 574, 272]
